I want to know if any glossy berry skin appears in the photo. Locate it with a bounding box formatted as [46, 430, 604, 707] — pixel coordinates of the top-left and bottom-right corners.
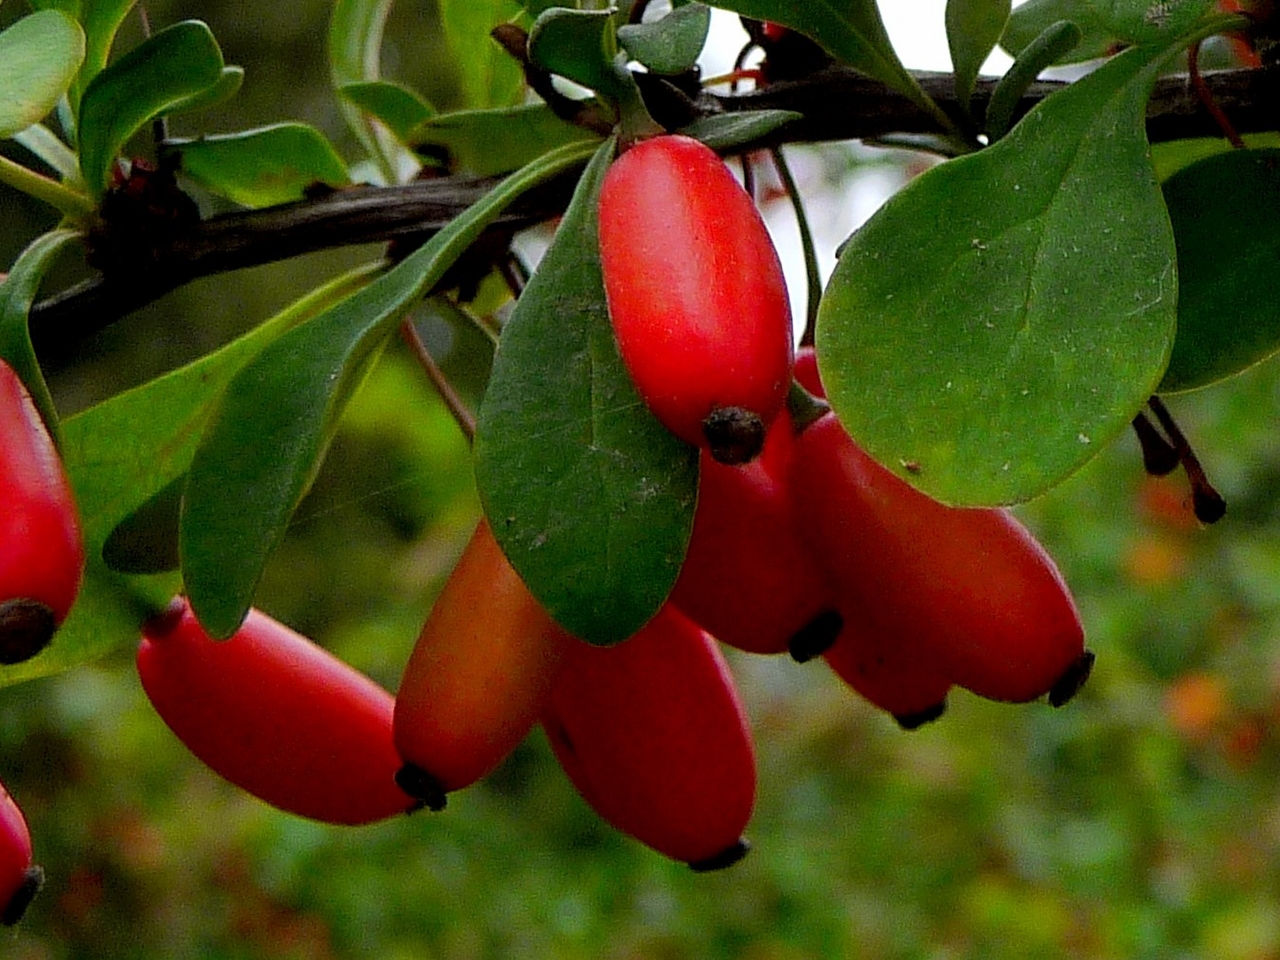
[543, 604, 756, 870]
[0, 359, 84, 664]
[394, 520, 573, 808]
[598, 134, 794, 463]
[0, 781, 41, 926]
[790, 408, 1087, 706]
[138, 598, 417, 825]
[671, 410, 834, 655]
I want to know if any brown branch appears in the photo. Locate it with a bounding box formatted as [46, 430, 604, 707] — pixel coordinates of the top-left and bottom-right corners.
[29, 65, 1280, 357]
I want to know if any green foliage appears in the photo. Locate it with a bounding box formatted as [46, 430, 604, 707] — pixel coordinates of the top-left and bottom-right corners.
[77, 19, 225, 197]
[337, 80, 435, 142]
[169, 123, 351, 208]
[1001, 0, 1119, 62]
[617, 2, 711, 75]
[527, 7, 622, 98]
[0, 10, 84, 138]
[817, 37, 1184, 507]
[409, 103, 599, 176]
[475, 140, 698, 646]
[438, 0, 526, 109]
[945, 0, 1011, 111]
[985, 19, 1082, 140]
[1160, 149, 1280, 393]
[1087, 0, 1215, 45]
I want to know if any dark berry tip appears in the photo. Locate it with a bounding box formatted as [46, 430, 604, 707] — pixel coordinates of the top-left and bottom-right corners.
[687, 838, 751, 873]
[1192, 489, 1227, 525]
[788, 610, 843, 663]
[394, 763, 448, 812]
[0, 600, 57, 666]
[702, 407, 766, 465]
[1, 864, 43, 926]
[1048, 650, 1096, 708]
[894, 700, 947, 730]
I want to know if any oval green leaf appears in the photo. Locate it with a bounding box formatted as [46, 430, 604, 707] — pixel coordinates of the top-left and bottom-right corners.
[409, 103, 599, 177]
[946, 0, 1011, 111]
[180, 140, 598, 639]
[528, 7, 622, 98]
[1001, 0, 1118, 62]
[77, 19, 225, 197]
[817, 39, 1185, 506]
[617, 2, 710, 75]
[338, 80, 435, 142]
[677, 109, 802, 152]
[0, 11, 85, 138]
[1159, 149, 1280, 393]
[440, 0, 526, 109]
[1085, 0, 1213, 45]
[474, 139, 698, 646]
[171, 123, 351, 208]
[75, 0, 141, 108]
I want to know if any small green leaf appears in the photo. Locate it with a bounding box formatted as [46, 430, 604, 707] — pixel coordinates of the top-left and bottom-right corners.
[440, 0, 526, 109]
[985, 20, 1082, 140]
[166, 66, 244, 117]
[617, 2, 710, 75]
[528, 8, 621, 97]
[329, 0, 407, 184]
[338, 80, 435, 142]
[817, 39, 1188, 506]
[1159, 149, 1280, 393]
[0, 11, 85, 138]
[678, 109, 801, 152]
[12, 123, 82, 182]
[946, 0, 1011, 111]
[75, 0, 140, 107]
[707, 0, 953, 132]
[409, 103, 599, 176]
[1150, 132, 1280, 182]
[1001, 0, 1118, 62]
[1085, 0, 1214, 45]
[180, 140, 598, 639]
[0, 263, 383, 688]
[170, 124, 350, 208]
[474, 139, 698, 645]
[0, 229, 81, 440]
[77, 19, 225, 197]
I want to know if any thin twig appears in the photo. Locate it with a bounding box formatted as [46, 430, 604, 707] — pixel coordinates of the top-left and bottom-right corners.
[399, 318, 476, 443]
[770, 146, 821, 347]
[1147, 395, 1226, 523]
[1189, 40, 1247, 149]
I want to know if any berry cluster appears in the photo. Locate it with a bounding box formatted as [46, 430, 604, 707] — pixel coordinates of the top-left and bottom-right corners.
[133, 134, 1092, 873]
[0, 358, 83, 924]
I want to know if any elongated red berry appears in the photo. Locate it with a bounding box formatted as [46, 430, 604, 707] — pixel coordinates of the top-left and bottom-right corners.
[394, 520, 574, 810]
[138, 598, 417, 825]
[598, 134, 794, 464]
[671, 409, 834, 655]
[0, 359, 84, 665]
[543, 604, 756, 870]
[791, 407, 1089, 706]
[0, 781, 41, 926]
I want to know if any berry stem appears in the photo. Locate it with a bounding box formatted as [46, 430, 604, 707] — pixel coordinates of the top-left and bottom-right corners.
[1147, 395, 1226, 523]
[770, 147, 821, 347]
[399, 318, 475, 444]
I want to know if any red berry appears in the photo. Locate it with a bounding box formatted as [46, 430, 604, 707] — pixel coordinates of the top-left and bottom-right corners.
[137, 598, 417, 825]
[598, 134, 794, 464]
[0, 359, 84, 665]
[394, 520, 573, 810]
[791, 411, 1088, 706]
[0, 781, 41, 926]
[543, 604, 756, 869]
[671, 410, 834, 655]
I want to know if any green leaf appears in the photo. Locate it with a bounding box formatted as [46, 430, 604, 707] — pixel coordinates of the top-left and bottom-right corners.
[1001, 0, 1118, 62]
[338, 80, 435, 142]
[0, 229, 81, 440]
[170, 123, 350, 208]
[527, 7, 622, 98]
[617, 2, 710, 75]
[12, 123, 82, 182]
[1085, 0, 1214, 45]
[985, 20, 1082, 141]
[474, 139, 698, 645]
[329, 0, 402, 183]
[409, 103, 599, 176]
[0, 263, 383, 689]
[707, 0, 953, 132]
[0, 11, 85, 138]
[75, 0, 140, 108]
[77, 19, 225, 197]
[180, 139, 598, 639]
[1150, 132, 1280, 182]
[1159, 149, 1280, 393]
[946, 0, 1011, 111]
[440, 0, 526, 109]
[677, 109, 802, 152]
[166, 66, 245, 117]
[817, 40, 1186, 506]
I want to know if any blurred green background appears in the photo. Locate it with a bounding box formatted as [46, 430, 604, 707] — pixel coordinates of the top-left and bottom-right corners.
[4, 1, 1280, 957]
